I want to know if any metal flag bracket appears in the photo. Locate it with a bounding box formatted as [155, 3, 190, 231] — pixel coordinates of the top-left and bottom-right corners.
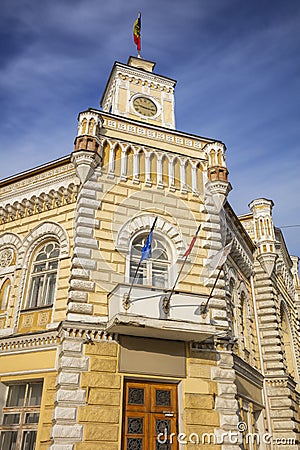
[123, 293, 131, 311]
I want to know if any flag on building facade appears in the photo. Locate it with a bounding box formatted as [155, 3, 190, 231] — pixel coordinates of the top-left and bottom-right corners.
[141, 216, 157, 261]
[183, 225, 201, 257]
[207, 240, 233, 274]
[133, 12, 141, 52]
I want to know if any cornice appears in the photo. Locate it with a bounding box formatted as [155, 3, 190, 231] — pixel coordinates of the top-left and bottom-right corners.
[97, 113, 209, 158]
[0, 170, 78, 206]
[0, 180, 79, 224]
[89, 109, 220, 148]
[233, 354, 263, 388]
[0, 330, 59, 353]
[0, 156, 71, 189]
[58, 321, 118, 343]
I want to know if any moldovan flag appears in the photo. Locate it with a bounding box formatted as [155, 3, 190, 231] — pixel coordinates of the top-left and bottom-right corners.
[183, 225, 201, 257]
[133, 12, 141, 51]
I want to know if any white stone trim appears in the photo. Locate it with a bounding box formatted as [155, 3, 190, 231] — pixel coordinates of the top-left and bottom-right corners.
[21, 221, 70, 264]
[115, 213, 186, 257]
[0, 233, 22, 265]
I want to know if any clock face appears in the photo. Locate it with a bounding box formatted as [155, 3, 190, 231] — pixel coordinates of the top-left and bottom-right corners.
[133, 96, 157, 117]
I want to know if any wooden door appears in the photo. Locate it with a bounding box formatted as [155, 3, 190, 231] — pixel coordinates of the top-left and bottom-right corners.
[123, 381, 178, 450]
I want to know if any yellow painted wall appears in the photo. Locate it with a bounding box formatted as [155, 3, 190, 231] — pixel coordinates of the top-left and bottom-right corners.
[0, 349, 57, 374]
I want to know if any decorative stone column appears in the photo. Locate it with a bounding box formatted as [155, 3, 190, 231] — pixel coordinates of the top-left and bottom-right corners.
[68, 112, 103, 322]
[211, 339, 240, 450]
[253, 258, 299, 447]
[50, 327, 88, 450]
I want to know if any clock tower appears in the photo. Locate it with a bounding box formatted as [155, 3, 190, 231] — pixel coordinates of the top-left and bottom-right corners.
[100, 56, 177, 129]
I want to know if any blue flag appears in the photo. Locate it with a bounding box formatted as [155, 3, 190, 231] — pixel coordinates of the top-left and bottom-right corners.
[141, 217, 157, 261]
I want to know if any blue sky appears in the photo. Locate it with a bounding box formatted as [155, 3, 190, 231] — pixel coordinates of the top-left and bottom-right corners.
[0, 0, 300, 257]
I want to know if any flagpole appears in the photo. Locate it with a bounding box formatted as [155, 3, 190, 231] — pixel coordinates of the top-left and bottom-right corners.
[123, 216, 157, 310]
[163, 225, 201, 314]
[123, 259, 143, 310]
[127, 260, 143, 298]
[162, 254, 189, 314]
[201, 264, 223, 317]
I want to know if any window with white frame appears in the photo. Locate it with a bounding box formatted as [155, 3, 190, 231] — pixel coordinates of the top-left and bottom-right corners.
[0, 381, 43, 450]
[130, 233, 171, 288]
[26, 241, 59, 309]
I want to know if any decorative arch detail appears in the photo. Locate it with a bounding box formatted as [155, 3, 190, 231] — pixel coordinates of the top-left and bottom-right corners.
[280, 300, 297, 378]
[115, 214, 187, 258]
[0, 233, 22, 265]
[21, 221, 70, 266]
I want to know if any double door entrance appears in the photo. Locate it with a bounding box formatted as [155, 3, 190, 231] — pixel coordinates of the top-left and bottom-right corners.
[123, 381, 178, 450]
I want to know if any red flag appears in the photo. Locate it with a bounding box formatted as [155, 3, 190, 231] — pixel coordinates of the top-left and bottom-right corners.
[133, 12, 141, 52]
[183, 225, 201, 257]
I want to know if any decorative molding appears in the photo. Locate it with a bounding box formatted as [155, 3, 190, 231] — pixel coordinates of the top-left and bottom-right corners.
[0, 248, 15, 269]
[98, 115, 208, 154]
[0, 233, 23, 265]
[0, 182, 78, 224]
[233, 354, 264, 388]
[100, 137, 205, 194]
[0, 330, 58, 353]
[22, 221, 70, 263]
[115, 213, 187, 256]
[71, 150, 101, 184]
[0, 167, 76, 203]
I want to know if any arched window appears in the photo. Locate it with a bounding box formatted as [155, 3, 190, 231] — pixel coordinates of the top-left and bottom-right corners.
[130, 234, 170, 288]
[228, 278, 236, 336]
[0, 279, 11, 311]
[27, 241, 59, 309]
[281, 306, 296, 378]
[240, 291, 250, 352]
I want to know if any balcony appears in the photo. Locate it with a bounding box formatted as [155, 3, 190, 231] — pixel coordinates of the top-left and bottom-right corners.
[107, 283, 216, 341]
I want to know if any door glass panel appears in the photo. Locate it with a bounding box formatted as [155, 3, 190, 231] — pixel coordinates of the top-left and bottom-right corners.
[156, 419, 171, 435]
[127, 418, 143, 434]
[156, 390, 171, 406]
[128, 388, 144, 405]
[127, 437, 143, 450]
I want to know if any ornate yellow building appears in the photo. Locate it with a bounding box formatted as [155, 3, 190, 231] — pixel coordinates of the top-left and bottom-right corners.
[0, 56, 299, 450]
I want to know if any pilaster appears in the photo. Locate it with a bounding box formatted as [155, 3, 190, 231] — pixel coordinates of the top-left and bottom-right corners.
[211, 340, 240, 450]
[50, 328, 88, 450]
[253, 259, 300, 444]
[67, 174, 103, 322]
[69, 115, 103, 322]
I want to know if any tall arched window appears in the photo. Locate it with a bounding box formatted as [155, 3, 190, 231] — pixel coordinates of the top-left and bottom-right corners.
[0, 279, 11, 311]
[240, 291, 250, 352]
[130, 234, 170, 288]
[281, 306, 296, 378]
[228, 278, 236, 337]
[27, 241, 59, 309]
